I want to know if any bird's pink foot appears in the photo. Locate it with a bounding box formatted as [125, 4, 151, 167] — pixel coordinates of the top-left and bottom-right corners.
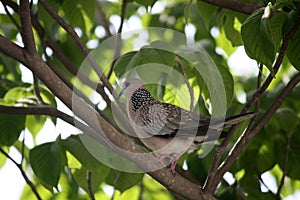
[169, 153, 180, 175]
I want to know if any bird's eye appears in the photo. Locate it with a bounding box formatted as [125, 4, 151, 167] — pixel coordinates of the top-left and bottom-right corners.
[125, 82, 130, 87]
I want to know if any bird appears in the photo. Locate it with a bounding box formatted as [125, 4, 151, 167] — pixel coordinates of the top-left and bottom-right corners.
[118, 78, 255, 173]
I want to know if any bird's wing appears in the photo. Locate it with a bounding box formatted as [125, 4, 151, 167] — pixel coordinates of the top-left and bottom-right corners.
[138, 101, 255, 138]
[139, 102, 213, 137]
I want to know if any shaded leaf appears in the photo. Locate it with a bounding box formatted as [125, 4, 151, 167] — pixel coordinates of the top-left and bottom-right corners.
[197, 1, 217, 29]
[72, 167, 104, 193]
[241, 8, 276, 74]
[29, 137, 63, 188]
[277, 123, 300, 179]
[106, 170, 144, 193]
[62, 135, 110, 173]
[286, 22, 300, 71]
[134, 0, 156, 7]
[224, 14, 244, 46]
[269, 13, 287, 51]
[0, 114, 25, 146]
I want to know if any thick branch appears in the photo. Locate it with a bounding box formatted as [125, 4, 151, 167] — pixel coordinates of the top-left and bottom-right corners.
[198, 0, 260, 15]
[0, 34, 26, 64]
[15, 48, 206, 199]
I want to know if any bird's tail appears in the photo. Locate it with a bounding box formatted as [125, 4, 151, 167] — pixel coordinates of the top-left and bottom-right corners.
[224, 112, 257, 126]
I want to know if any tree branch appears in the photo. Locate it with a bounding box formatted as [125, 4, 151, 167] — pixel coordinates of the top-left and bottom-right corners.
[0, 0, 20, 30]
[38, 0, 115, 96]
[0, 105, 75, 126]
[276, 134, 291, 199]
[106, 0, 128, 80]
[95, 2, 112, 36]
[198, 0, 260, 15]
[19, 0, 37, 54]
[211, 72, 300, 191]
[0, 34, 27, 64]
[33, 75, 46, 105]
[204, 9, 300, 192]
[87, 171, 96, 200]
[0, 148, 42, 200]
[11, 47, 206, 199]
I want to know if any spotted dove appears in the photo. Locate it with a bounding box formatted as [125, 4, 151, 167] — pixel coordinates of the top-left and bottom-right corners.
[119, 78, 255, 173]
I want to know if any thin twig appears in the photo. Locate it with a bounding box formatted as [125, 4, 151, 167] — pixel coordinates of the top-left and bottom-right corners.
[0, 105, 75, 126]
[0, 148, 42, 200]
[20, 131, 26, 165]
[176, 56, 195, 111]
[253, 165, 275, 196]
[276, 135, 291, 199]
[87, 171, 96, 200]
[1, 1, 20, 30]
[118, 0, 127, 34]
[107, 0, 128, 80]
[33, 75, 46, 105]
[255, 64, 263, 112]
[39, 0, 115, 96]
[95, 2, 112, 36]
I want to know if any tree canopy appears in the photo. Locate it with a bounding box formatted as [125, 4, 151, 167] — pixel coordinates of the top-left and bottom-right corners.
[0, 0, 300, 199]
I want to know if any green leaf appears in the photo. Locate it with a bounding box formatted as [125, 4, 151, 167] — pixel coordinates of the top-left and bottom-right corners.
[4, 86, 36, 105]
[0, 114, 25, 146]
[134, 0, 156, 7]
[241, 7, 276, 75]
[223, 14, 244, 46]
[216, 64, 234, 107]
[133, 45, 176, 68]
[0, 147, 8, 168]
[62, 0, 85, 32]
[239, 171, 261, 197]
[106, 170, 144, 193]
[277, 123, 300, 179]
[113, 186, 140, 200]
[39, 87, 57, 107]
[29, 137, 63, 188]
[114, 51, 138, 78]
[62, 135, 110, 173]
[269, 13, 287, 51]
[26, 115, 47, 136]
[274, 108, 298, 133]
[72, 167, 104, 193]
[197, 1, 217, 29]
[4, 86, 56, 107]
[286, 22, 300, 71]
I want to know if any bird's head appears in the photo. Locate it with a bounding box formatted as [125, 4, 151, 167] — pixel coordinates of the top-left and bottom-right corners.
[118, 78, 154, 111]
[118, 78, 146, 99]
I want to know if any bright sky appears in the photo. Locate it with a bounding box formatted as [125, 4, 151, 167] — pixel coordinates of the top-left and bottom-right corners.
[0, 2, 299, 200]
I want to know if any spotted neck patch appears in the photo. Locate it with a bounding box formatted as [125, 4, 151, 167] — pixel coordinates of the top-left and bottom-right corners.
[131, 88, 155, 111]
